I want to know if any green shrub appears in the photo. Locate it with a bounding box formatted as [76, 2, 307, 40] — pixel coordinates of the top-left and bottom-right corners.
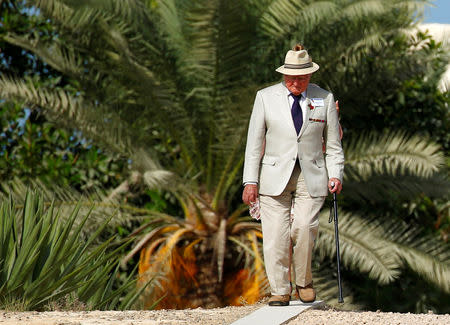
[0, 190, 144, 311]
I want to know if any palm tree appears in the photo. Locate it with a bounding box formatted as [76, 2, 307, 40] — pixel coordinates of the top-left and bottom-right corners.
[315, 131, 449, 306]
[1, 0, 448, 309]
[2, 0, 266, 307]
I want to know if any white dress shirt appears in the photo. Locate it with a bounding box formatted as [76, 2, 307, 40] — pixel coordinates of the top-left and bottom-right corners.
[287, 89, 308, 125]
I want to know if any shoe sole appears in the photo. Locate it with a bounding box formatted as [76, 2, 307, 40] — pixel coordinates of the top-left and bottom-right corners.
[268, 301, 290, 306]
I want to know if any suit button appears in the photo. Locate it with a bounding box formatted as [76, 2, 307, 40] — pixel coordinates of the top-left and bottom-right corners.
[297, 139, 300, 143]
[293, 158, 296, 161]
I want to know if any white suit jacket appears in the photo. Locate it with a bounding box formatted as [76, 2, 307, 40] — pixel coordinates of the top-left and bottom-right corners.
[243, 82, 344, 197]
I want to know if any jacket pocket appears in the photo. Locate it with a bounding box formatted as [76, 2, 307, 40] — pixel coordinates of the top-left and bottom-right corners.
[261, 156, 277, 166]
[311, 113, 326, 119]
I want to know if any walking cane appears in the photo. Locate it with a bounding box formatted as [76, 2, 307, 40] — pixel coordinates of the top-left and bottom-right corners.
[329, 181, 344, 303]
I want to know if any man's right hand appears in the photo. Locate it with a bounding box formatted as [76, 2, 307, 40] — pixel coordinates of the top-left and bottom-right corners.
[242, 184, 258, 205]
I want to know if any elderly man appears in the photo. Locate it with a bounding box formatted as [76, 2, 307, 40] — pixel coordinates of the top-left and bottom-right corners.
[242, 45, 344, 306]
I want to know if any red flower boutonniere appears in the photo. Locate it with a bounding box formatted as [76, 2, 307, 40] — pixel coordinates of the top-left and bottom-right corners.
[309, 103, 315, 110]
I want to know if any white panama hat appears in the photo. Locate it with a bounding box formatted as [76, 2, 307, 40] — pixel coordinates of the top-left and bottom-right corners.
[275, 49, 319, 75]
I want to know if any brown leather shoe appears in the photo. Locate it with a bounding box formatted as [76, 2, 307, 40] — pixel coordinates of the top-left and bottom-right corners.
[297, 283, 316, 303]
[268, 294, 290, 306]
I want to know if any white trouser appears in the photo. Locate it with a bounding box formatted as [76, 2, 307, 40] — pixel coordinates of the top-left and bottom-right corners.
[259, 163, 325, 295]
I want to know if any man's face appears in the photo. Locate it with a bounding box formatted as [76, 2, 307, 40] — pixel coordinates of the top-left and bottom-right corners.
[284, 74, 311, 96]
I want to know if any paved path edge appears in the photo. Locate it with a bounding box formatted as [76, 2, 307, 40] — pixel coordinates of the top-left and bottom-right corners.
[230, 300, 324, 325]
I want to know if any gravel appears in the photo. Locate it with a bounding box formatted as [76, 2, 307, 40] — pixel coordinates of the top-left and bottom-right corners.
[0, 305, 449, 325]
[290, 309, 450, 325]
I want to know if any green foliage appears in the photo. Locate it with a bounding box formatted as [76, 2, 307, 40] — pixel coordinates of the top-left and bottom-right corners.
[407, 196, 450, 242]
[251, 0, 450, 156]
[349, 268, 450, 313]
[316, 131, 450, 312]
[0, 190, 143, 310]
[317, 210, 450, 291]
[0, 101, 127, 191]
[383, 74, 450, 153]
[343, 131, 447, 204]
[334, 33, 450, 153]
[0, 1, 129, 191]
[0, 0, 449, 312]
[0, 0, 56, 77]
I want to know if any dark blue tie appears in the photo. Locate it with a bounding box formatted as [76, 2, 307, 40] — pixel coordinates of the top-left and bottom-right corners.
[290, 93, 303, 135]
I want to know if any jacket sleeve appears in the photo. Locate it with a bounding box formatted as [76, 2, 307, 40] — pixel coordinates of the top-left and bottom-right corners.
[323, 94, 344, 182]
[243, 91, 266, 184]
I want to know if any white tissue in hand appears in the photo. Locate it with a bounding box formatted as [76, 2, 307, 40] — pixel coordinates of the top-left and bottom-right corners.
[249, 199, 260, 220]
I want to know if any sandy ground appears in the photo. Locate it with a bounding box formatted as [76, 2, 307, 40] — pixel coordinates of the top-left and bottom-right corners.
[0, 305, 449, 325]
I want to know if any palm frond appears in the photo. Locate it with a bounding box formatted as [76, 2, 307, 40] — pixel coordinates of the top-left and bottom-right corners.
[344, 172, 449, 203]
[211, 125, 247, 210]
[179, 0, 216, 93]
[0, 177, 150, 239]
[131, 149, 175, 189]
[258, 0, 428, 73]
[121, 223, 178, 267]
[32, 0, 75, 26]
[340, 0, 391, 19]
[318, 210, 450, 291]
[386, 219, 450, 293]
[394, 0, 429, 15]
[332, 28, 388, 67]
[214, 218, 227, 282]
[317, 211, 402, 284]
[34, 0, 141, 33]
[3, 0, 447, 308]
[64, 0, 149, 22]
[260, 0, 337, 39]
[175, 0, 254, 114]
[0, 75, 130, 154]
[3, 33, 83, 77]
[154, 0, 189, 64]
[230, 221, 262, 235]
[312, 260, 360, 309]
[228, 233, 264, 268]
[29, 0, 186, 125]
[345, 130, 444, 180]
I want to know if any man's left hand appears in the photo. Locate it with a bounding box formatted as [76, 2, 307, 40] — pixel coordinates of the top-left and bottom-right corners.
[328, 178, 342, 194]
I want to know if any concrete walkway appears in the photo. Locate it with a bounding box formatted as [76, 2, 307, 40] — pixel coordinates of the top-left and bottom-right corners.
[230, 300, 324, 325]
